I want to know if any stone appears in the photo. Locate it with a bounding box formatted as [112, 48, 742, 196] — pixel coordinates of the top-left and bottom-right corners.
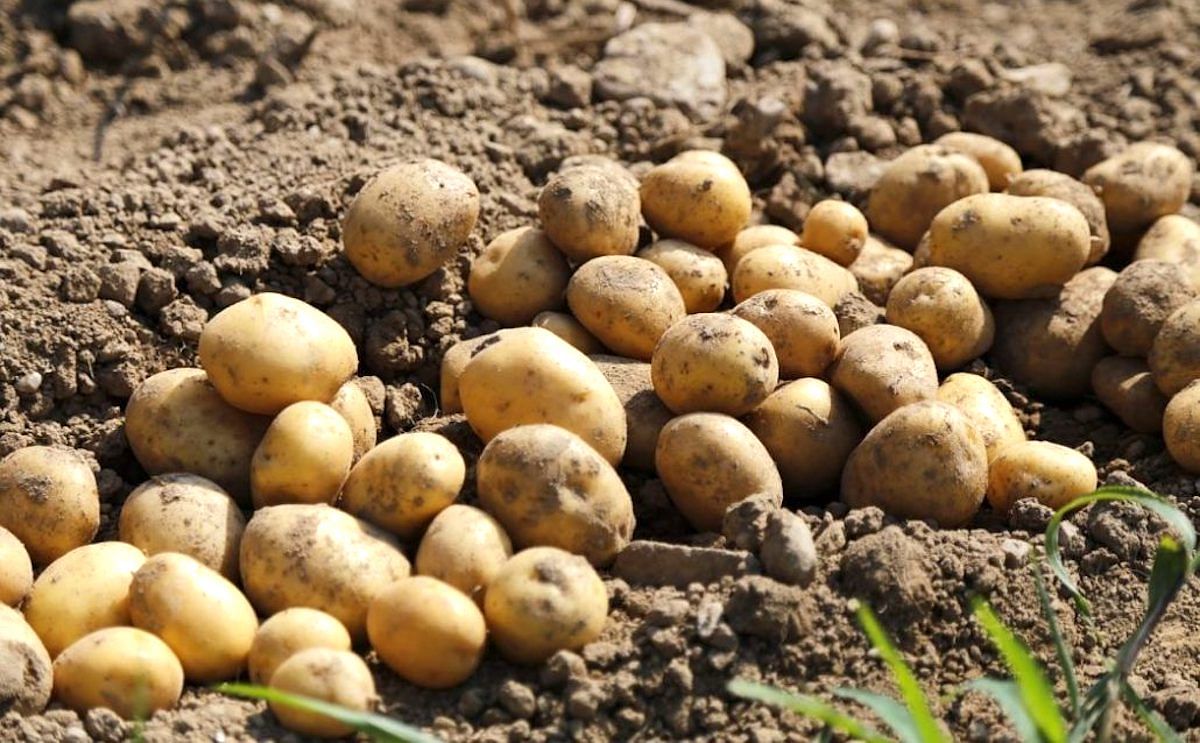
[593, 23, 726, 122]
[612, 541, 761, 588]
[759, 510, 817, 587]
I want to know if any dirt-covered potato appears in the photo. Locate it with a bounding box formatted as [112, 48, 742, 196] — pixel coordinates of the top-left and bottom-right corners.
[483, 547, 607, 664]
[0, 604, 51, 714]
[199, 293, 358, 415]
[636, 239, 728, 313]
[911, 231, 932, 270]
[744, 379, 863, 499]
[240, 504, 410, 641]
[1134, 215, 1200, 289]
[591, 355, 673, 472]
[640, 150, 752, 249]
[935, 132, 1023, 191]
[566, 255, 687, 360]
[458, 327, 627, 465]
[1083, 142, 1194, 235]
[651, 313, 779, 416]
[53, 627, 183, 720]
[1164, 381, 1200, 473]
[732, 290, 840, 378]
[1007, 168, 1110, 265]
[342, 158, 480, 287]
[477, 425, 634, 566]
[841, 401, 988, 527]
[935, 373, 1025, 461]
[469, 227, 571, 326]
[656, 413, 783, 532]
[885, 267, 994, 371]
[0, 527, 32, 607]
[248, 608, 352, 686]
[928, 194, 1091, 299]
[866, 144, 990, 250]
[340, 432, 465, 540]
[1100, 260, 1195, 356]
[129, 553, 258, 682]
[732, 244, 858, 307]
[1149, 299, 1200, 396]
[849, 235, 913, 305]
[1091, 357, 1169, 434]
[538, 166, 641, 262]
[415, 505, 513, 602]
[829, 324, 938, 423]
[986, 441, 1098, 514]
[367, 576, 486, 689]
[531, 311, 605, 354]
[329, 380, 377, 463]
[991, 267, 1117, 400]
[801, 199, 868, 266]
[0, 446, 98, 567]
[834, 289, 884, 337]
[252, 401, 354, 508]
[268, 648, 377, 738]
[715, 224, 801, 274]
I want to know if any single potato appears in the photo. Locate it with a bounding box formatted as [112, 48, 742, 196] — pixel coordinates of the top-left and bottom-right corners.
[469, 227, 571, 326]
[268, 648, 377, 738]
[651, 313, 779, 416]
[415, 504, 513, 602]
[640, 150, 752, 250]
[1083, 142, 1194, 235]
[440, 330, 515, 415]
[531, 311, 605, 354]
[252, 401, 355, 508]
[885, 267, 994, 371]
[986, 441, 1098, 514]
[566, 255, 687, 360]
[1091, 357, 1169, 434]
[591, 355, 674, 471]
[849, 234, 913, 306]
[248, 608, 352, 686]
[1007, 168, 1110, 265]
[52, 627, 184, 720]
[538, 166, 641, 262]
[1100, 260, 1195, 356]
[637, 239, 728, 314]
[834, 290, 884, 337]
[866, 144, 990, 250]
[935, 132, 1023, 191]
[828, 324, 939, 423]
[329, 380, 378, 463]
[732, 289, 840, 379]
[1149, 299, 1200, 396]
[0, 604, 52, 714]
[732, 244, 858, 307]
[801, 200, 868, 266]
[715, 224, 800, 275]
[1164, 381, 1200, 473]
[0, 446, 99, 566]
[935, 373, 1026, 461]
[1133, 215, 1200, 289]
[0, 527, 32, 607]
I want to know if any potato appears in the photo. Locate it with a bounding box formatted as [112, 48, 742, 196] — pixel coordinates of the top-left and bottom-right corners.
[849, 235, 913, 305]
[24, 542, 145, 658]
[477, 424, 634, 566]
[0, 446, 98, 566]
[1149, 300, 1200, 396]
[828, 324, 938, 423]
[715, 224, 800, 275]
[53, 627, 183, 720]
[268, 648, 377, 738]
[1007, 168, 1110, 265]
[119, 473, 245, 581]
[801, 200, 868, 266]
[248, 607, 352, 685]
[566, 255, 686, 360]
[125, 368, 270, 503]
[129, 553, 257, 682]
[340, 432, 465, 540]
[1134, 215, 1200, 289]
[483, 547, 607, 664]
[415, 505, 513, 602]
[589, 355, 672, 472]
[732, 244, 858, 307]
[1083, 142, 1194, 234]
[342, 158, 480, 287]
[991, 267, 1117, 400]
[732, 290, 840, 379]
[885, 267, 994, 371]
[0, 604, 51, 714]
[1164, 381, 1200, 473]
[199, 292, 358, 415]
[986, 441, 1098, 514]
[469, 227, 571, 326]
[744, 379, 862, 499]
[841, 401, 988, 527]
[1091, 357, 1169, 434]
[866, 144, 990, 250]
[935, 373, 1025, 461]
[458, 327, 627, 465]
[440, 331, 514, 415]
[558, 155, 639, 188]
[240, 504, 410, 640]
[655, 413, 783, 532]
[640, 150, 752, 249]
[834, 289, 884, 337]
[935, 132, 1023, 191]
[636, 239, 728, 313]
[0, 527, 32, 607]
[927, 193, 1091, 299]
[329, 380, 377, 463]
[651, 313, 779, 416]
[252, 402, 354, 508]
[1100, 260, 1195, 356]
[538, 167, 641, 263]
[911, 230, 932, 270]
[531, 311, 605, 354]
[367, 576, 486, 689]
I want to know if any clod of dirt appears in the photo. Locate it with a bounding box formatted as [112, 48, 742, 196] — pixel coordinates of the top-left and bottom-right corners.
[612, 540, 761, 588]
[722, 492, 778, 552]
[724, 574, 811, 642]
[841, 526, 935, 625]
[759, 510, 817, 587]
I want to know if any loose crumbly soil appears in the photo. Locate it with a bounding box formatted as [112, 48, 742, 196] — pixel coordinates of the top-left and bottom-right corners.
[3, 0, 1200, 740]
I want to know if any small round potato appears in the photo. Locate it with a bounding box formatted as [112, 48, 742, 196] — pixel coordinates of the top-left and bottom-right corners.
[885, 267, 994, 371]
[0, 446, 99, 567]
[477, 425, 634, 566]
[986, 441, 1098, 514]
[329, 380, 378, 463]
[866, 144, 990, 250]
[1, 604, 51, 714]
[415, 504, 513, 602]
[1007, 169, 1110, 265]
[715, 224, 800, 274]
[0, 527, 32, 607]
[636, 239, 728, 313]
[252, 401, 355, 508]
[801, 200, 868, 266]
[566, 255, 687, 360]
[1149, 300, 1200, 396]
[828, 324, 938, 423]
[841, 401, 988, 527]
[53, 627, 183, 720]
[656, 413, 783, 532]
[484, 547, 608, 665]
[342, 158, 480, 287]
[651, 313, 779, 416]
[1100, 260, 1195, 357]
[531, 311, 605, 354]
[1091, 357, 1169, 434]
[935, 132, 1023, 191]
[732, 290, 840, 379]
[268, 648, 377, 738]
[340, 432, 465, 540]
[849, 234, 914, 306]
[1134, 215, 1200, 289]
[248, 608, 352, 686]
[469, 227, 571, 326]
[199, 292, 359, 415]
[640, 150, 752, 250]
[935, 373, 1025, 461]
[1083, 142, 1194, 235]
[367, 576, 487, 689]
[591, 355, 674, 471]
[732, 244, 858, 308]
[1164, 381, 1200, 474]
[538, 167, 641, 262]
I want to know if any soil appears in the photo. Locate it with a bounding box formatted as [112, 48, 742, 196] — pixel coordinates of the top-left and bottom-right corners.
[2, 0, 1200, 741]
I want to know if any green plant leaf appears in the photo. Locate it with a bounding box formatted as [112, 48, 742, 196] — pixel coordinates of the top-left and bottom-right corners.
[727, 680, 892, 743]
[835, 687, 921, 743]
[856, 605, 951, 743]
[969, 678, 1042, 742]
[1033, 560, 1079, 714]
[1120, 680, 1183, 743]
[1113, 535, 1190, 684]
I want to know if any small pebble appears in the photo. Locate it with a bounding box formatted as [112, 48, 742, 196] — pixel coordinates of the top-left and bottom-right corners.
[15, 372, 42, 395]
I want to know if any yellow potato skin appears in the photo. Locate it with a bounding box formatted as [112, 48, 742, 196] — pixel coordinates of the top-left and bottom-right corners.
[715, 224, 800, 275]
[1091, 357, 1168, 435]
[52, 627, 184, 720]
[732, 289, 840, 379]
[640, 151, 752, 250]
[637, 239, 728, 314]
[0, 527, 32, 607]
[732, 244, 858, 308]
[268, 648, 377, 738]
[986, 441, 1097, 514]
[1100, 260, 1195, 357]
[0, 446, 99, 567]
[329, 380, 377, 463]
[538, 167, 641, 262]
[1007, 169, 1110, 265]
[1134, 215, 1200, 290]
[531, 311, 605, 354]
[935, 132, 1023, 191]
[829, 324, 939, 424]
[885, 267, 994, 371]
[0, 604, 52, 714]
[801, 200, 868, 266]
[1164, 382, 1200, 474]
[651, 313, 779, 416]
[866, 144, 990, 250]
[935, 373, 1025, 462]
[439, 330, 516, 415]
[566, 255, 687, 360]
[469, 227, 571, 326]
[1149, 300, 1200, 396]
[1083, 142, 1194, 235]
[248, 608, 352, 686]
[415, 505, 513, 603]
[252, 402, 354, 509]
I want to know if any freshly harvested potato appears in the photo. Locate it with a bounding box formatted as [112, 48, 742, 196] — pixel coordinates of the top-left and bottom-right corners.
[367, 576, 486, 689]
[1083, 142, 1194, 234]
[1164, 381, 1200, 473]
[330, 380, 377, 463]
[248, 608, 352, 685]
[1149, 300, 1200, 396]
[252, 401, 354, 508]
[801, 200, 868, 266]
[640, 150, 752, 249]
[732, 244, 858, 307]
[715, 224, 800, 275]
[910, 231, 932, 270]
[531, 311, 605, 354]
[885, 267, 994, 371]
[340, 432, 465, 540]
[636, 239, 728, 313]
[484, 547, 607, 664]
[240, 504, 410, 641]
[651, 313, 779, 416]
[125, 368, 270, 503]
[1134, 215, 1200, 289]
[928, 193, 1091, 299]
[558, 155, 639, 187]
[656, 413, 783, 532]
[440, 331, 513, 415]
[53, 627, 183, 720]
[458, 327, 627, 465]
[24, 542, 145, 657]
[991, 267, 1117, 400]
[828, 324, 938, 423]
[590, 355, 673, 471]
[935, 132, 1022, 191]
[0, 446, 98, 567]
[129, 553, 258, 682]
[842, 401, 988, 527]
[866, 144, 990, 250]
[538, 167, 641, 262]
[1100, 260, 1195, 356]
[566, 255, 686, 360]
[199, 292, 358, 415]
[0, 604, 51, 714]
[1091, 357, 1169, 434]
[986, 441, 1097, 514]
[342, 158, 480, 287]
[0, 527, 32, 607]
[849, 235, 913, 305]
[1007, 168, 1110, 265]
[732, 290, 840, 378]
[469, 227, 571, 326]
[477, 425, 634, 566]
[119, 473, 245, 581]
[935, 373, 1025, 461]
[268, 648, 377, 738]
[834, 290, 884, 337]
[415, 505, 513, 602]
[744, 379, 862, 499]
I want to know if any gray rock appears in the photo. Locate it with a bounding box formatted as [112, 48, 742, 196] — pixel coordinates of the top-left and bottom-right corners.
[688, 12, 755, 67]
[824, 151, 885, 199]
[759, 510, 817, 586]
[612, 541, 761, 587]
[999, 63, 1072, 98]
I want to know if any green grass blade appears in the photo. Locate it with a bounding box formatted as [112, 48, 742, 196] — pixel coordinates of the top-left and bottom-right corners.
[1033, 560, 1080, 714]
[1112, 535, 1190, 685]
[727, 680, 892, 743]
[1120, 680, 1183, 743]
[969, 679, 1042, 742]
[835, 688, 921, 743]
[1068, 675, 1118, 743]
[856, 605, 951, 743]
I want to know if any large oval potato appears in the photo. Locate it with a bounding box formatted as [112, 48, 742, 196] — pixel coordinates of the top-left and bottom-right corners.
[1149, 299, 1200, 396]
[935, 373, 1025, 461]
[53, 627, 183, 720]
[538, 167, 641, 262]
[1091, 357, 1168, 434]
[329, 380, 377, 463]
[828, 324, 938, 423]
[566, 255, 687, 360]
[732, 290, 840, 379]
[885, 267, 994, 371]
[866, 144, 990, 250]
[637, 239, 728, 314]
[469, 227, 571, 326]
[1164, 381, 1200, 474]
[986, 441, 1097, 514]
[715, 224, 800, 275]
[849, 234, 913, 305]
[591, 355, 674, 472]
[0, 446, 98, 567]
[1134, 215, 1200, 289]
[1007, 168, 1110, 265]
[1100, 260, 1195, 357]
[1083, 142, 1194, 235]
[0, 604, 52, 714]
[732, 244, 858, 307]
[801, 200, 868, 266]
[268, 648, 377, 738]
[415, 504, 513, 603]
[651, 313, 779, 416]
[935, 132, 1022, 191]
[252, 401, 354, 508]
[531, 311, 605, 354]
[640, 150, 752, 250]
[248, 608, 352, 686]
[0, 527, 32, 607]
